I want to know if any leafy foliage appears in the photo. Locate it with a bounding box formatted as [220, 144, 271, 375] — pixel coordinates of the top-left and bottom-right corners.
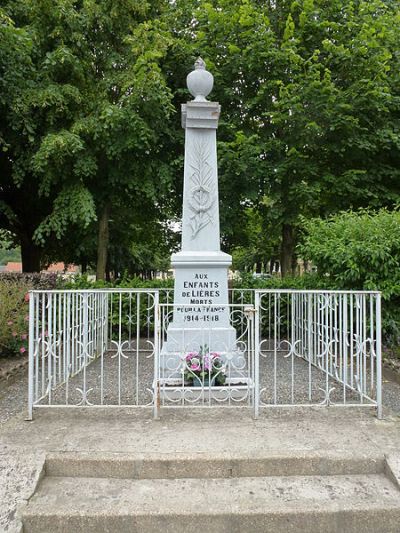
[0, 279, 30, 357]
[0, 272, 58, 357]
[299, 209, 400, 294]
[0, 0, 176, 275]
[299, 208, 400, 344]
[61, 274, 174, 291]
[231, 208, 280, 272]
[0, 0, 400, 341]
[170, 0, 400, 273]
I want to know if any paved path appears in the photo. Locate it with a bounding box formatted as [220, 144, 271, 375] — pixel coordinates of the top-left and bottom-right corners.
[1, 406, 400, 532]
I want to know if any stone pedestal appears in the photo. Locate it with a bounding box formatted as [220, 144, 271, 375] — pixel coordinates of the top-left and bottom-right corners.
[163, 251, 236, 354]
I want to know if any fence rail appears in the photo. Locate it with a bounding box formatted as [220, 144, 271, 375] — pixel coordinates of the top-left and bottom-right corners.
[27, 288, 382, 419]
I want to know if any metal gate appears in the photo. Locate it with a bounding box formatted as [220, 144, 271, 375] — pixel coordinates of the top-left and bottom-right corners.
[153, 303, 256, 418]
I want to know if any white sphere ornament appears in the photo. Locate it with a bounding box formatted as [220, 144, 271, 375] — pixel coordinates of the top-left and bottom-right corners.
[186, 57, 214, 102]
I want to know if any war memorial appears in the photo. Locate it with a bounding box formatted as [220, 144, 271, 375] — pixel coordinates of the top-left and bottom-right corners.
[1, 59, 400, 533]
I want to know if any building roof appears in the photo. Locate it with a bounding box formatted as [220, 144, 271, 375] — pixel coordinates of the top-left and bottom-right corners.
[4, 262, 22, 272]
[45, 262, 79, 273]
[3, 262, 79, 274]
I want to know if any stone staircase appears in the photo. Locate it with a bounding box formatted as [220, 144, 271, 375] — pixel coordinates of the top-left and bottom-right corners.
[22, 452, 400, 532]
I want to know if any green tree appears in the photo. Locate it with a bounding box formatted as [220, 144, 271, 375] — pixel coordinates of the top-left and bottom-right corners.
[0, 6, 45, 271]
[231, 207, 280, 273]
[0, 230, 21, 266]
[171, 0, 400, 275]
[3, 0, 400, 277]
[1, 1, 175, 277]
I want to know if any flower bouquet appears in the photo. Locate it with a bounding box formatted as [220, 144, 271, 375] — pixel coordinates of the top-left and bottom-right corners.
[183, 345, 225, 387]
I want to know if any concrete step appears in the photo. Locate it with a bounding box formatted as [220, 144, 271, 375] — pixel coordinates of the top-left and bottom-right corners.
[44, 451, 385, 479]
[23, 472, 400, 533]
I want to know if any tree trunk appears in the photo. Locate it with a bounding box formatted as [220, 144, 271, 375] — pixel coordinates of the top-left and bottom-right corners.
[96, 204, 110, 281]
[20, 237, 42, 273]
[280, 224, 296, 278]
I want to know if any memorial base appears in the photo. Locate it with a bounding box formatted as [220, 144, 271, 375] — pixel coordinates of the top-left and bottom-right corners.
[156, 377, 253, 401]
[164, 249, 235, 343]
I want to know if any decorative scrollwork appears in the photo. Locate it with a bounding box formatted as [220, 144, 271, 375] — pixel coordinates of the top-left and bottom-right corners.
[319, 386, 336, 406]
[110, 339, 130, 360]
[76, 386, 94, 406]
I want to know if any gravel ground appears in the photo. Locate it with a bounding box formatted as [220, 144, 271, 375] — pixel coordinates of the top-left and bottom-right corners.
[1, 344, 400, 424]
[0, 370, 29, 425]
[382, 368, 400, 414]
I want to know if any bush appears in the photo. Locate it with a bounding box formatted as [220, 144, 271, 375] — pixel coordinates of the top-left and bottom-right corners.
[232, 272, 333, 291]
[299, 209, 400, 346]
[61, 274, 174, 290]
[0, 273, 59, 357]
[66, 272, 333, 292]
[0, 279, 30, 357]
[0, 272, 59, 290]
[60, 273, 332, 337]
[58, 275, 174, 339]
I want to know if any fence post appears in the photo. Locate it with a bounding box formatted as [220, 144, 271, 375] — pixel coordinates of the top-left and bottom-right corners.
[254, 292, 260, 419]
[307, 293, 312, 401]
[81, 293, 89, 405]
[27, 291, 35, 421]
[376, 293, 383, 419]
[153, 291, 160, 420]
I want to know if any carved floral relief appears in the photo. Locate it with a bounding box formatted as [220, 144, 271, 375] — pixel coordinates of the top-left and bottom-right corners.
[188, 140, 215, 238]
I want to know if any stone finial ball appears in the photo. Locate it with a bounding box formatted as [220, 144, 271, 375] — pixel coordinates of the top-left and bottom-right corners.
[186, 57, 214, 101]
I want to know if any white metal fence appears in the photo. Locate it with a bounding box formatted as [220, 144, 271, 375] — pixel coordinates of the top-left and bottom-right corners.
[27, 288, 382, 419]
[255, 290, 382, 418]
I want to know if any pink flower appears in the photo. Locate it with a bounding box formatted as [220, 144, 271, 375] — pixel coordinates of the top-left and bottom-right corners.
[12, 331, 17, 337]
[21, 334, 27, 340]
[187, 354, 201, 371]
[25, 315, 29, 322]
[7, 320, 13, 326]
[24, 293, 30, 302]
[20, 346, 26, 354]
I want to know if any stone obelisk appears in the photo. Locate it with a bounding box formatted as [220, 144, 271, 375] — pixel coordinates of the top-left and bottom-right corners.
[162, 58, 236, 357]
